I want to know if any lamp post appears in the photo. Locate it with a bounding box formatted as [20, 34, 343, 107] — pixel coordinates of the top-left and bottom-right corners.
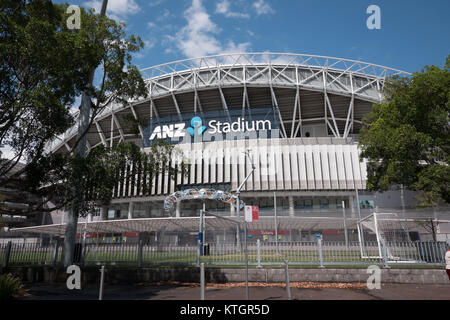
[164, 150, 255, 300]
[235, 150, 255, 301]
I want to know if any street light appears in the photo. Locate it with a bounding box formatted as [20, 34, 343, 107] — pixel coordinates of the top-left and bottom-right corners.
[163, 150, 255, 300]
[235, 150, 256, 301]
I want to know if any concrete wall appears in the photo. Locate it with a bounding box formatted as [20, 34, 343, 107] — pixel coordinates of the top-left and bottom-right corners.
[4, 266, 449, 285]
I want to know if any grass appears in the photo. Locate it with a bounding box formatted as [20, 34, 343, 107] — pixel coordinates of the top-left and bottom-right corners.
[4, 247, 443, 268]
[0, 273, 24, 300]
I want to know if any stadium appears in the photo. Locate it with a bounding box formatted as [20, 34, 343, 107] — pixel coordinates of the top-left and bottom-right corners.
[6, 53, 450, 252]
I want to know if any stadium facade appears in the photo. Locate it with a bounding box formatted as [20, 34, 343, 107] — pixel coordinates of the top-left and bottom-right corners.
[9, 53, 450, 243]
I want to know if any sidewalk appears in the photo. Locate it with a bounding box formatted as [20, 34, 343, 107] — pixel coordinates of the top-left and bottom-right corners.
[17, 282, 450, 300]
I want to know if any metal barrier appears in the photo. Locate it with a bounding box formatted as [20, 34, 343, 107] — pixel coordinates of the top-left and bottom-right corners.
[0, 240, 447, 267]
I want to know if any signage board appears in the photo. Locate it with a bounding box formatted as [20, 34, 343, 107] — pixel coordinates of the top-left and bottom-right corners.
[244, 206, 259, 222]
[142, 107, 280, 147]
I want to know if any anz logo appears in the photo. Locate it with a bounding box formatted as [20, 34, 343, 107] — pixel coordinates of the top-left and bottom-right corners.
[186, 117, 207, 137]
[149, 116, 206, 141]
[149, 115, 272, 141]
[149, 122, 185, 140]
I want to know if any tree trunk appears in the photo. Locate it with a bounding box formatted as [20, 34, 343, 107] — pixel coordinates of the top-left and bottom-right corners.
[63, 203, 80, 267]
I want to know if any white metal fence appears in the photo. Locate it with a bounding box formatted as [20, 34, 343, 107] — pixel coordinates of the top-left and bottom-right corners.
[1, 240, 447, 268]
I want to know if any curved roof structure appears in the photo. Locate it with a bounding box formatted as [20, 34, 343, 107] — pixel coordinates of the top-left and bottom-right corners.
[45, 53, 410, 155]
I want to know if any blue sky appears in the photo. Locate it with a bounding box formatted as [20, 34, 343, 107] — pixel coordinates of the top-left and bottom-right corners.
[2, 0, 449, 160]
[60, 0, 450, 74]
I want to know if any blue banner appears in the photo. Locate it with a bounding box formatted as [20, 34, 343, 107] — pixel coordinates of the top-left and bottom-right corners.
[142, 107, 281, 147]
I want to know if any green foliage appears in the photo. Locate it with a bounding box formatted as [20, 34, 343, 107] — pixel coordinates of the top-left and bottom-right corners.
[22, 139, 185, 217]
[0, 273, 24, 300]
[359, 56, 450, 205]
[0, 0, 147, 177]
[0, 0, 156, 216]
[0, 0, 98, 171]
[122, 113, 150, 135]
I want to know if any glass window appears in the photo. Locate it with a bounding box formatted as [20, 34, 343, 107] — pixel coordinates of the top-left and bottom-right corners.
[360, 200, 375, 209]
[313, 198, 320, 210]
[107, 210, 115, 219]
[295, 198, 313, 210]
[328, 198, 337, 209]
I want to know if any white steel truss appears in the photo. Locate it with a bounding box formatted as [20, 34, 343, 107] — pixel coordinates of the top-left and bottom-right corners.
[45, 53, 410, 154]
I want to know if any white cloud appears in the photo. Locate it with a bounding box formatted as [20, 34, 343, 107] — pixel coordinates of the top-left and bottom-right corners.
[253, 0, 274, 15]
[147, 21, 156, 28]
[0, 146, 16, 161]
[143, 39, 156, 50]
[133, 38, 157, 59]
[83, 0, 140, 21]
[156, 9, 172, 21]
[149, 0, 165, 7]
[221, 40, 251, 54]
[216, 0, 249, 18]
[70, 95, 82, 114]
[173, 0, 251, 58]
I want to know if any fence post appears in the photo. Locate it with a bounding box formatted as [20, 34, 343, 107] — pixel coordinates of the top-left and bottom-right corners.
[317, 238, 324, 268]
[99, 265, 105, 300]
[3, 241, 12, 269]
[380, 239, 390, 268]
[197, 240, 201, 267]
[52, 241, 60, 266]
[138, 240, 143, 268]
[284, 261, 291, 300]
[200, 262, 205, 300]
[257, 239, 262, 268]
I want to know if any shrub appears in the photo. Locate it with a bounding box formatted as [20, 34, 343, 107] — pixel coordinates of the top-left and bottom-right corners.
[0, 273, 24, 300]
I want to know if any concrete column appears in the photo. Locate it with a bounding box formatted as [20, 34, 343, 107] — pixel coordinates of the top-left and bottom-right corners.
[288, 196, 295, 217]
[176, 201, 181, 218]
[230, 202, 236, 217]
[349, 196, 355, 218]
[100, 206, 108, 221]
[128, 202, 134, 220]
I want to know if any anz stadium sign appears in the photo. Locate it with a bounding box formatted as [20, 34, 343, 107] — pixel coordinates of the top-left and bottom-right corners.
[142, 107, 280, 147]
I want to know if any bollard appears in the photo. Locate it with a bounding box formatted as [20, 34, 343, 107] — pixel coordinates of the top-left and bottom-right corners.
[284, 261, 291, 300]
[137, 240, 143, 268]
[99, 265, 105, 300]
[3, 241, 12, 269]
[257, 239, 262, 268]
[317, 238, 324, 268]
[200, 263, 205, 300]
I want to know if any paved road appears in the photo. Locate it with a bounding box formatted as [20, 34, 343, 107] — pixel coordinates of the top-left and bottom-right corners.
[18, 283, 450, 300]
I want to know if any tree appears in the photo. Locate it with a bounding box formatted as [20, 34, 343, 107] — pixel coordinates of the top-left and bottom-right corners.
[359, 56, 450, 206]
[0, 0, 98, 177]
[0, 1, 187, 267]
[0, 0, 154, 215]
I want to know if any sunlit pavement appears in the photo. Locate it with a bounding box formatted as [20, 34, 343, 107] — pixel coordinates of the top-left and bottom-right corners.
[17, 283, 450, 300]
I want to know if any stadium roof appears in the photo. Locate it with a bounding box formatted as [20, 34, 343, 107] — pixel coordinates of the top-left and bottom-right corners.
[45, 52, 411, 155]
[9, 214, 450, 236]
